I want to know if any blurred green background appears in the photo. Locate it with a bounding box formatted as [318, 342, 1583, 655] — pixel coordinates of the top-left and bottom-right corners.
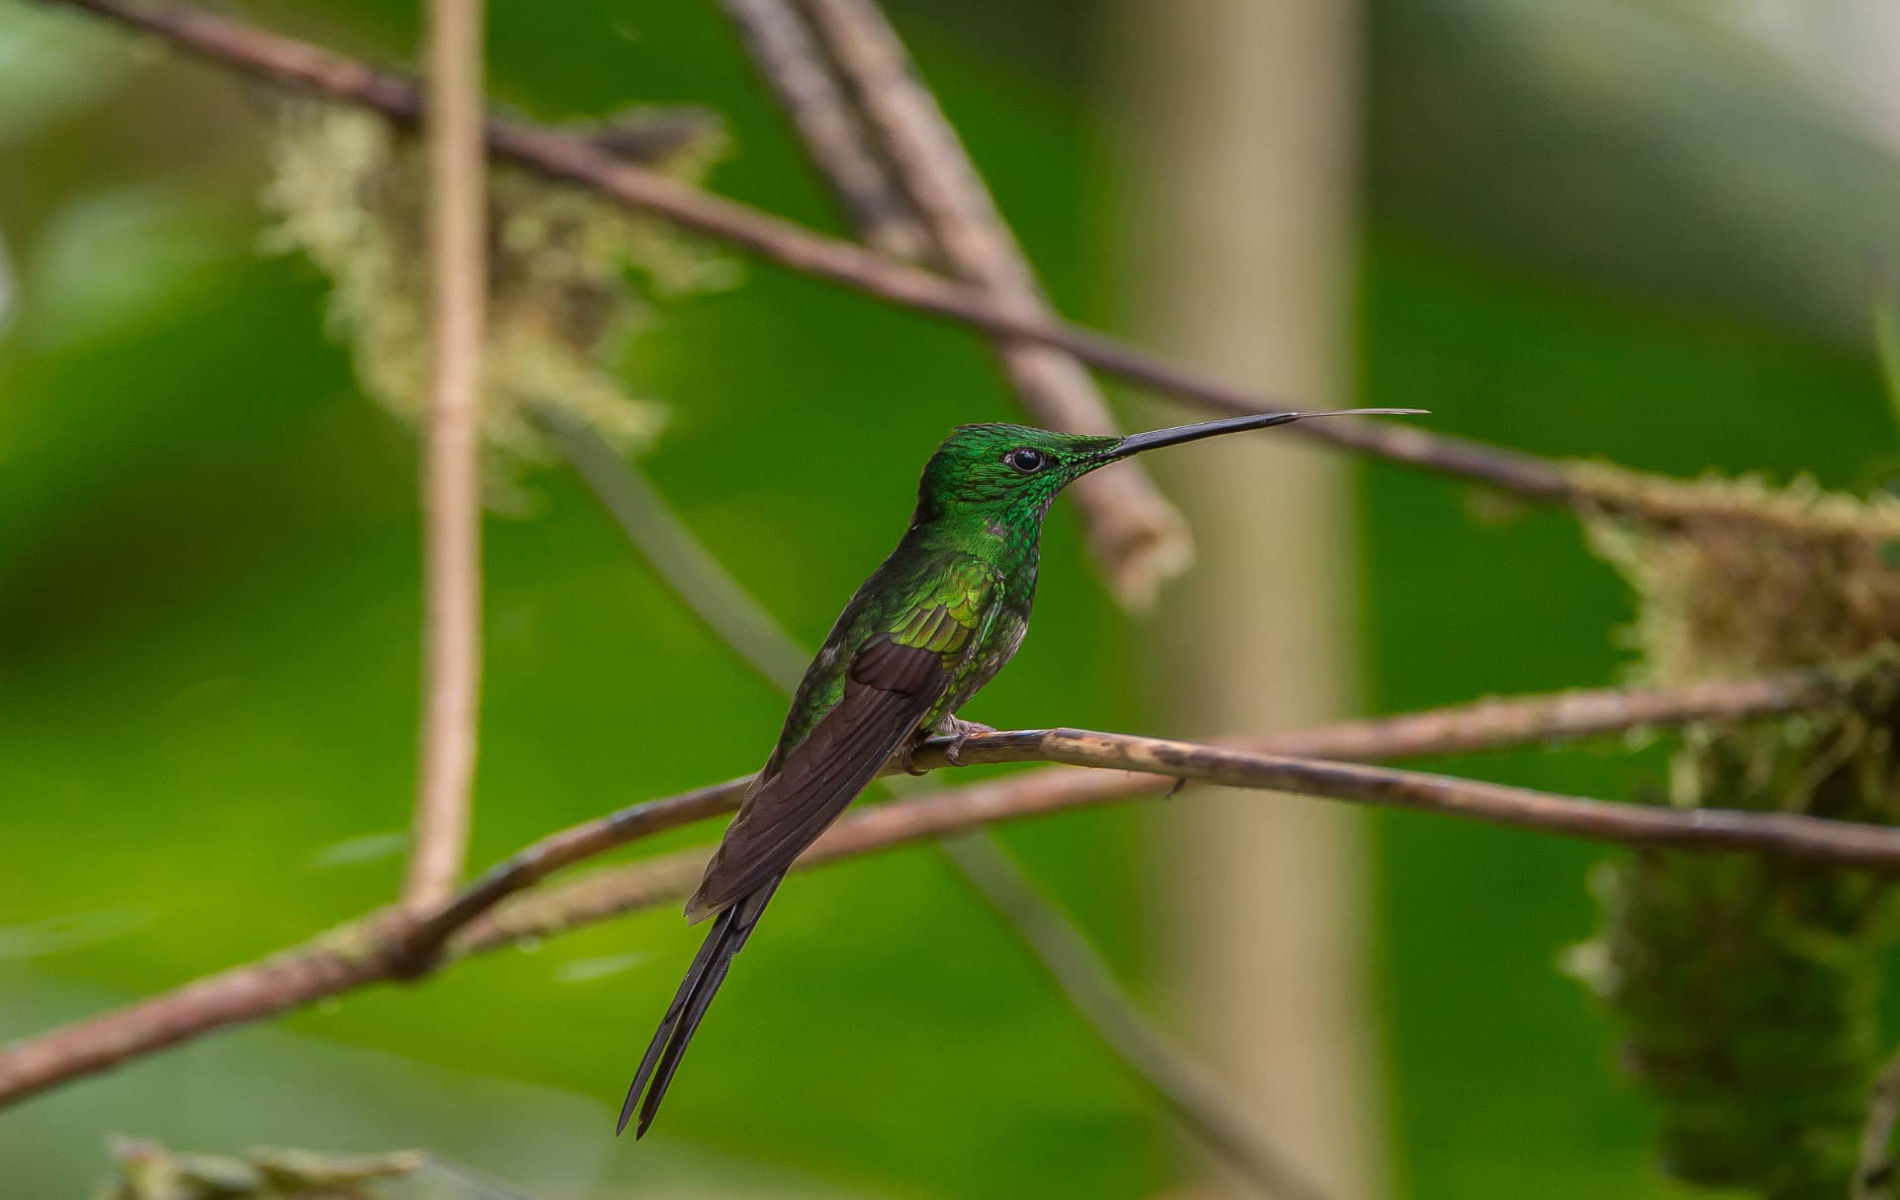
[3, 0, 1899, 1196]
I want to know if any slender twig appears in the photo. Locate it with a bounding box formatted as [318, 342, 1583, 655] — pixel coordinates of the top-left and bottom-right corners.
[776, 0, 1193, 607]
[460, 716, 1900, 953]
[37, 0, 1574, 504]
[0, 667, 1874, 1112]
[404, 0, 487, 910]
[715, 0, 929, 259]
[396, 776, 749, 967]
[549, 407, 1316, 1196]
[406, 664, 1862, 963]
[538, 408, 808, 692]
[940, 834, 1329, 1200]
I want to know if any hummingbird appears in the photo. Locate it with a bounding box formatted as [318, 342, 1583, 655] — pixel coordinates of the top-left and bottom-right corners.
[618, 406, 1423, 1137]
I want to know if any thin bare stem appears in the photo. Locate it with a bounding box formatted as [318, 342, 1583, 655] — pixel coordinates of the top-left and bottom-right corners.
[0, 667, 1872, 1112]
[940, 833, 1331, 1200]
[459, 716, 1900, 953]
[715, 0, 929, 259]
[404, 0, 487, 910]
[38, 0, 1573, 503]
[539, 408, 808, 692]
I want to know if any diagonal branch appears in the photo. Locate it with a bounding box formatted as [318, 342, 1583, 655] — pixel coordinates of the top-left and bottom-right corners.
[716, 0, 930, 260]
[404, 0, 487, 910]
[939, 832, 1330, 1200]
[538, 408, 809, 692]
[756, 0, 1193, 607]
[0, 666, 1874, 1112]
[38, 0, 1572, 504]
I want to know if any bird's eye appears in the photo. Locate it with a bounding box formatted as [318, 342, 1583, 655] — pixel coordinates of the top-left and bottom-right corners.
[1005, 448, 1047, 473]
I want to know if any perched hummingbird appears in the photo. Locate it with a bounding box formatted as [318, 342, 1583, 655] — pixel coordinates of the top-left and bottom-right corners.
[619, 407, 1423, 1136]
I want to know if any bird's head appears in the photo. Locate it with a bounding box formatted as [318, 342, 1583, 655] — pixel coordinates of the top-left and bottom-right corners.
[912, 408, 1426, 525]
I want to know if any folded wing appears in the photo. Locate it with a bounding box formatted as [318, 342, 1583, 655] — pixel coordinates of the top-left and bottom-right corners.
[684, 557, 998, 920]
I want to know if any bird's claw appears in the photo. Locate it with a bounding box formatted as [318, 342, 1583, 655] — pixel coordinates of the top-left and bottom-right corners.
[940, 717, 997, 767]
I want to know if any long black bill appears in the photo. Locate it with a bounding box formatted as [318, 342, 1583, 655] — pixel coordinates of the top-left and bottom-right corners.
[1092, 407, 1427, 463]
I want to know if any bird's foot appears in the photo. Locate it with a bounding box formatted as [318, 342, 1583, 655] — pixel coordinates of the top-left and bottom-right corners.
[938, 716, 997, 767]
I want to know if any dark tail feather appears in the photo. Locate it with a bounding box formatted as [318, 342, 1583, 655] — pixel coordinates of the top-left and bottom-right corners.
[617, 877, 781, 1137]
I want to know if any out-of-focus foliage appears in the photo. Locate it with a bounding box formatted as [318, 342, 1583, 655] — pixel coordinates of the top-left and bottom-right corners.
[99, 1139, 421, 1200]
[96, 1138, 541, 1200]
[1373, 0, 1900, 340]
[0, 0, 135, 143]
[2, 0, 1899, 1198]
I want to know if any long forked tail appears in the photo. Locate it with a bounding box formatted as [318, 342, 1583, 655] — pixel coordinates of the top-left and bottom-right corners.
[617, 877, 782, 1137]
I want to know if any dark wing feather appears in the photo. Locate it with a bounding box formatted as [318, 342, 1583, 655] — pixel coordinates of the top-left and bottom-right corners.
[621, 557, 1000, 1137]
[684, 633, 950, 920]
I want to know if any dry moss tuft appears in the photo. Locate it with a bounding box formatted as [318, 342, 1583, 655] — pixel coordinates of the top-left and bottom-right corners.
[1577, 463, 1900, 687]
[261, 103, 734, 495]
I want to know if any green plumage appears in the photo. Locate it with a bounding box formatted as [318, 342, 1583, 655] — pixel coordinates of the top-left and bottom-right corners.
[619, 407, 1422, 1138]
[767, 424, 1114, 762]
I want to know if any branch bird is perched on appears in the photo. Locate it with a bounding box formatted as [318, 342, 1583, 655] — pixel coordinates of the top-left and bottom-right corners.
[619, 407, 1425, 1136]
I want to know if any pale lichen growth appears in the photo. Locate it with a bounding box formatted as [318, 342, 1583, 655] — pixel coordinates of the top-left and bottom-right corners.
[261, 103, 734, 495]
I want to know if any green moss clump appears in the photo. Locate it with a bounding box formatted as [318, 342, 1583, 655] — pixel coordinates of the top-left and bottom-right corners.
[1568, 465, 1900, 1198]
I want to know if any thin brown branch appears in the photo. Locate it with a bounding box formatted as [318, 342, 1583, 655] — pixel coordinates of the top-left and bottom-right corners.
[404, 0, 487, 910]
[39, 0, 1573, 504]
[715, 0, 929, 259]
[538, 408, 808, 693]
[414, 665, 1866, 963]
[0, 667, 1869, 1112]
[940, 833, 1330, 1200]
[397, 776, 749, 966]
[784, 0, 1193, 607]
[457, 712, 1900, 950]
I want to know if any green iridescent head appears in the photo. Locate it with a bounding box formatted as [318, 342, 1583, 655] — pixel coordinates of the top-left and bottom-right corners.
[913, 408, 1425, 522]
